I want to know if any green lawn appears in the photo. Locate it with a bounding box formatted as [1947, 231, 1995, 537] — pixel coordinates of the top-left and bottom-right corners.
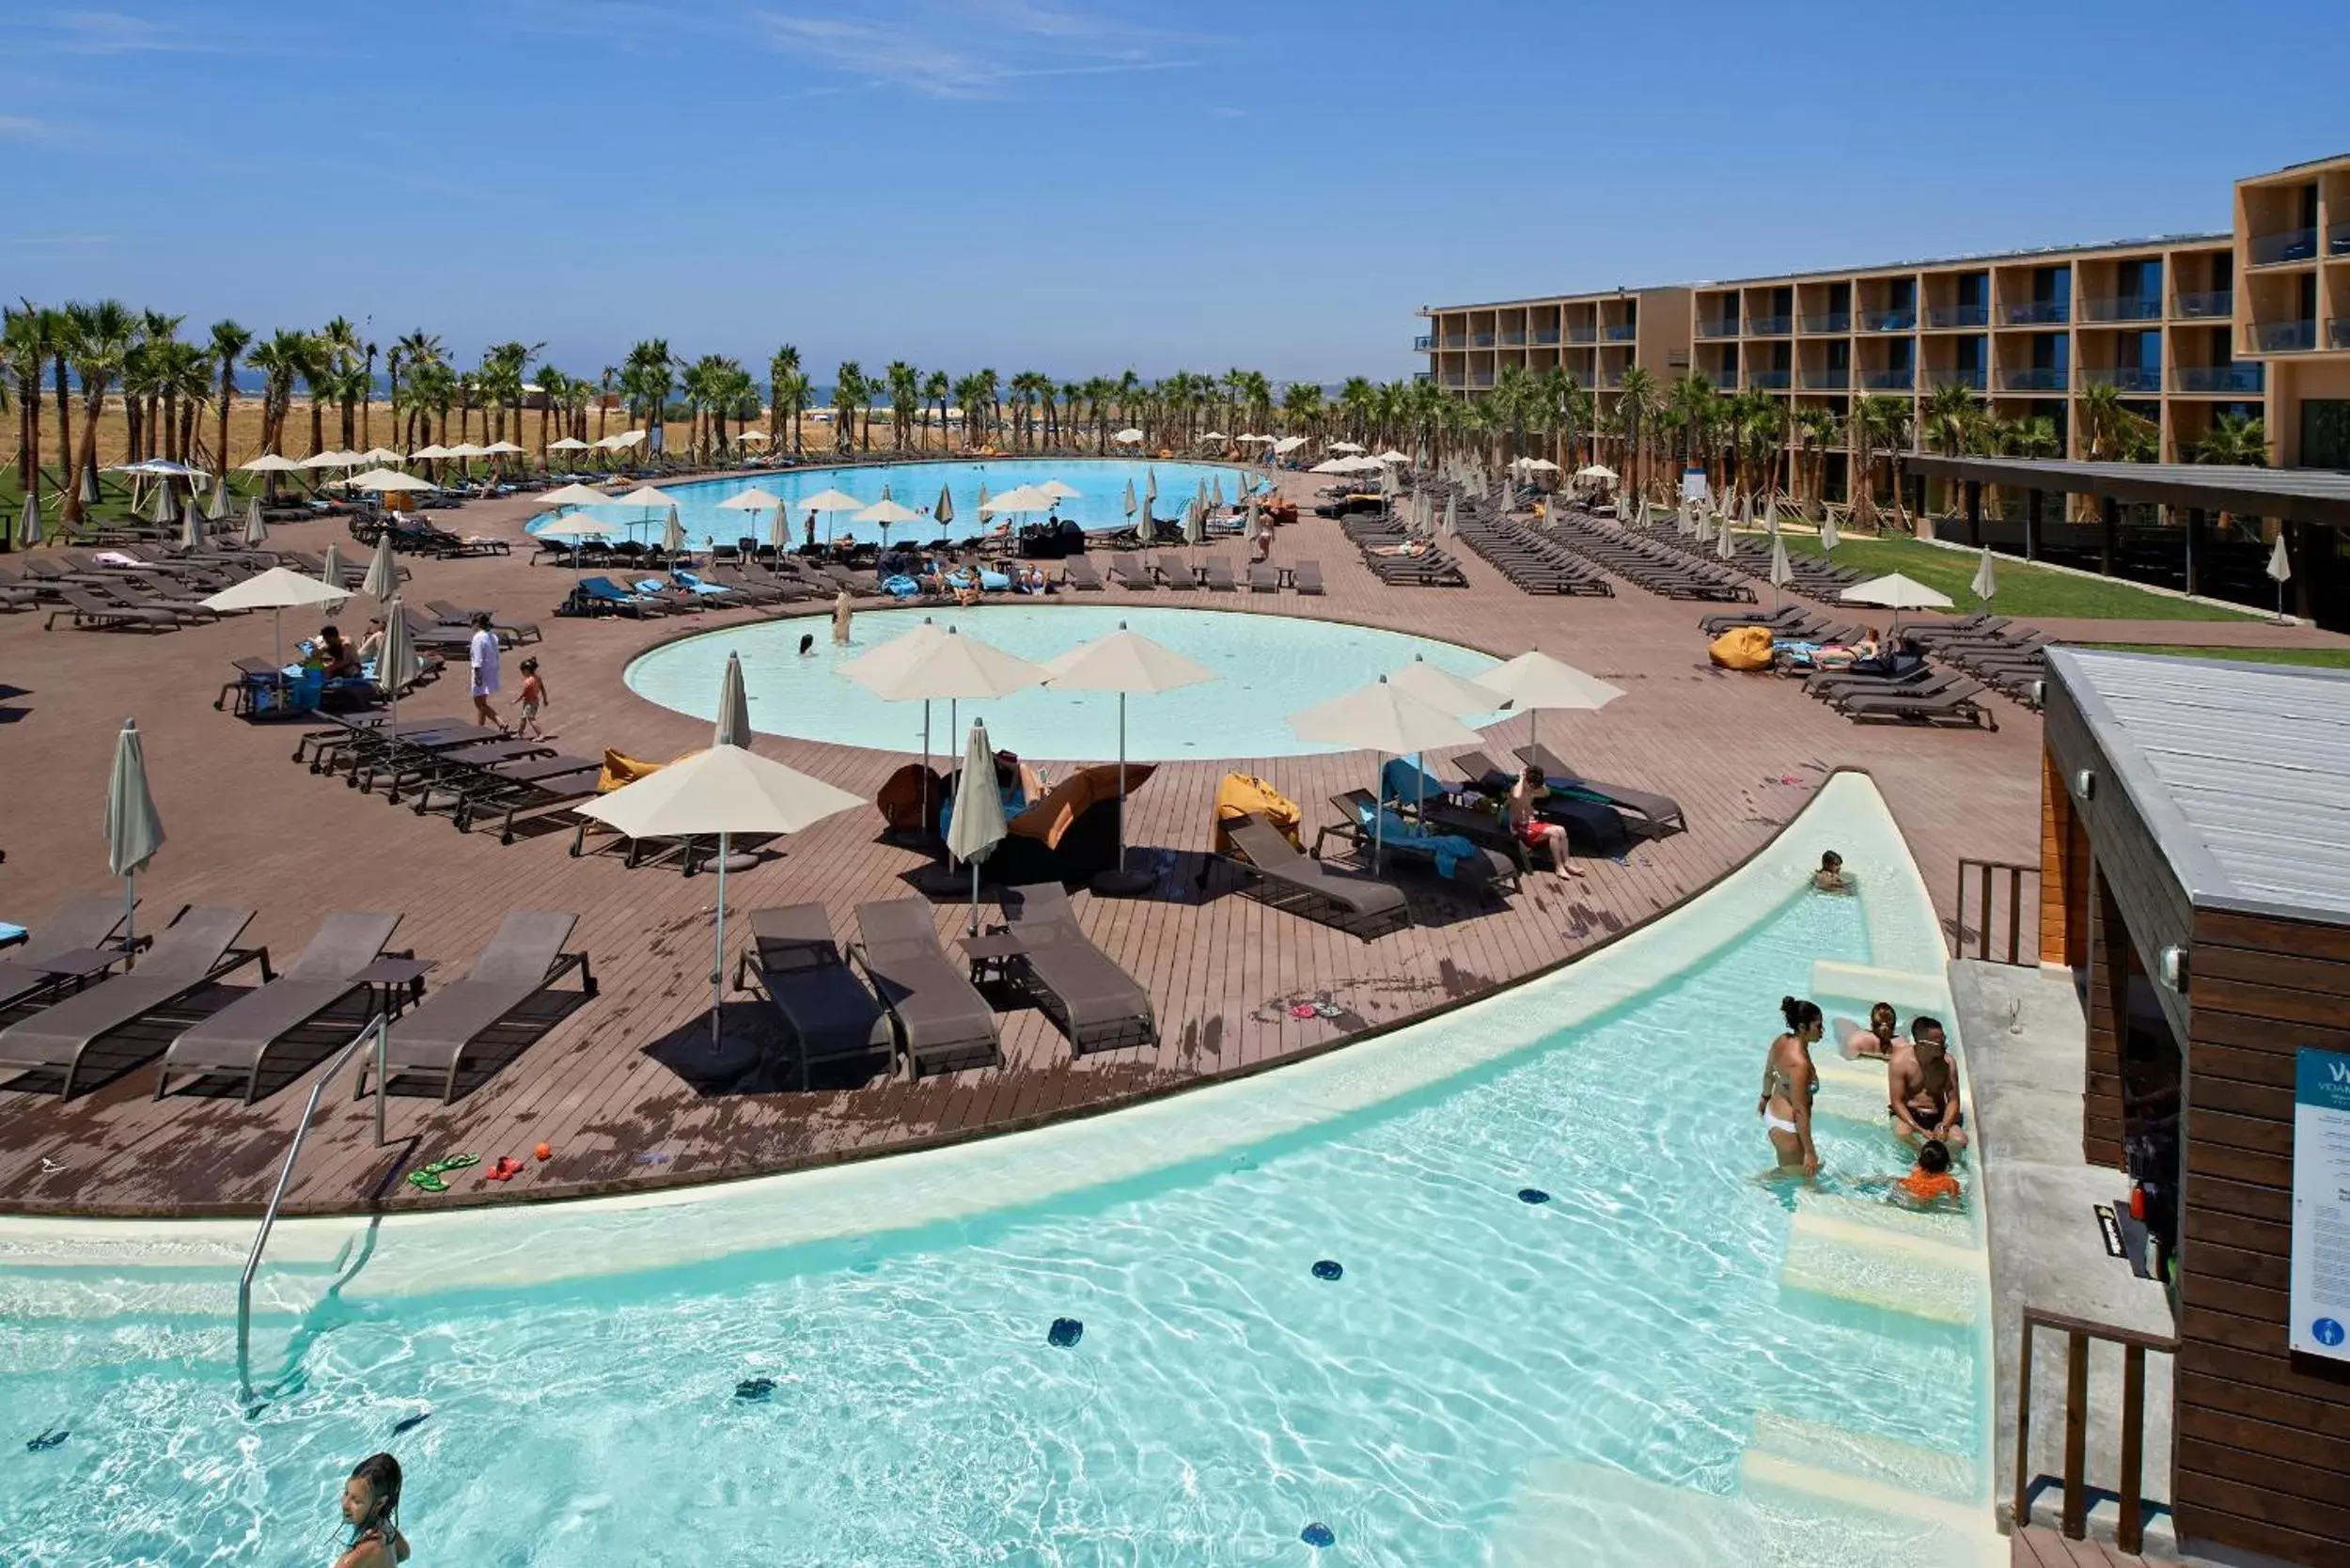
[0, 465, 276, 533]
[2077, 643, 2350, 669]
[1778, 531, 2257, 622]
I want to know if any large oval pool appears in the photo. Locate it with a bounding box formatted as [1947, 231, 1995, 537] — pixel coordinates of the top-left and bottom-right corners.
[529, 458, 1252, 549]
[624, 604, 1508, 760]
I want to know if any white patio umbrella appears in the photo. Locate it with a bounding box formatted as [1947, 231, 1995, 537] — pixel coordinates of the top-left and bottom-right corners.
[78, 467, 101, 509]
[358, 447, 404, 464]
[981, 484, 1053, 516]
[1388, 653, 1508, 716]
[377, 596, 422, 726]
[611, 483, 677, 541]
[1331, 441, 1365, 454]
[542, 481, 618, 510]
[348, 468, 432, 495]
[149, 484, 176, 526]
[1377, 448, 1413, 465]
[1289, 676, 1481, 869]
[318, 541, 346, 590]
[1113, 428, 1145, 445]
[362, 530, 400, 601]
[840, 619, 1046, 820]
[1273, 435, 1308, 455]
[768, 500, 791, 556]
[1675, 499, 1692, 537]
[799, 486, 863, 547]
[1183, 494, 1207, 549]
[15, 494, 41, 549]
[408, 444, 452, 461]
[973, 482, 991, 538]
[856, 496, 920, 551]
[1308, 459, 1351, 475]
[1245, 493, 1261, 545]
[2267, 531, 2292, 616]
[207, 478, 230, 522]
[242, 494, 265, 540]
[1970, 546, 1998, 604]
[1475, 650, 1625, 760]
[483, 441, 525, 456]
[662, 504, 687, 558]
[1840, 571, 1954, 632]
[1716, 512, 1736, 560]
[581, 652, 862, 1048]
[1819, 509, 1841, 553]
[556, 510, 619, 573]
[933, 482, 955, 540]
[1210, 477, 1226, 510]
[1041, 622, 1216, 893]
[105, 718, 164, 956]
[179, 501, 205, 552]
[202, 567, 350, 667]
[947, 720, 1009, 935]
[1036, 478, 1082, 502]
[1574, 464, 1617, 482]
[546, 437, 591, 453]
[1767, 531, 1793, 607]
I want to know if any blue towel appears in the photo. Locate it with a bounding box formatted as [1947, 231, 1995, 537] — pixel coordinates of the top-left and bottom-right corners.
[1352, 798, 1478, 881]
[1380, 756, 1451, 808]
[883, 573, 920, 600]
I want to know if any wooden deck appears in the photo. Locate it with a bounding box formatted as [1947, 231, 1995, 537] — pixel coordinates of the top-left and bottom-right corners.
[0, 473, 2042, 1217]
[2013, 1523, 2168, 1567]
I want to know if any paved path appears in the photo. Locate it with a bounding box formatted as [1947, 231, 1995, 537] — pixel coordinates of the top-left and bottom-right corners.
[2028, 617, 2350, 649]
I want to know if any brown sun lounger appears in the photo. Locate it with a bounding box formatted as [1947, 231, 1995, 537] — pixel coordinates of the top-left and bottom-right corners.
[1246, 562, 1280, 592]
[1292, 559, 1325, 595]
[1201, 557, 1239, 591]
[1516, 744, 1687, 837]
[0, 892, 137, 1012]
[1217, 814, 1410, 940]
[357, 911, 595, 1103]
[1060, 557, 1104, 591]
[996, 882, 1157, 1055]
[854, 899, 1001, 1078]
[733, 903, 890, 1088]
[1107, 558, 1155, 590]
[0, 907, 265, 1099]
[154, 911, 401, 1102]
[45, 588, 180, 633]
[1840, 678, 1999, 729]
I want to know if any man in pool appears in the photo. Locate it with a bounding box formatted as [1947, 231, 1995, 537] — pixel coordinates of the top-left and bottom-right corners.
[1888, 1015, 1966, 1152]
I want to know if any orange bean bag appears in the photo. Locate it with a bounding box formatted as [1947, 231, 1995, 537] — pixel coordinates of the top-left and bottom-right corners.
[1708, 625, 1775, 671]
[1214, 772, 1303, 856]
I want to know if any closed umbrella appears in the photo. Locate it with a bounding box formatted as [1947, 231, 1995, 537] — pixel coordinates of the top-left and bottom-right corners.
[1767, 532, 1793, 608]
[179, 501, 205, 552]
[1442, 494, 1457, 537]
[934, 482, 954, 541]
[1287, 676, 1480, 870]
[1245, 493, 1261, 546]
[16, 494, 42, 550]
[716, 648, 753, 745]
[1819, 509, 1840, 553]
[202, 566, 349, 670]
[149, 483, 176, 526]
[376, 597, 421, 725]
[207, 478, 229, 522]
[947, 720, 1010, 933]
[362, 530, 400, 601]
[1716, 512, 1736, 560]
[1970, 545, 1998, 604]
[974, 483, 991, 539]
[242, 496, 269, 547]
[319, 541, 345, 590]
[1041, 622, 1216, 894]
[662, 504, 686, 559]
[2267, 531, 2292, 617]
[1211, 477, 1225, 510]
[105, 718, 164, 957]
[81, 466, 101, 507]
[769, 501, 791, 556]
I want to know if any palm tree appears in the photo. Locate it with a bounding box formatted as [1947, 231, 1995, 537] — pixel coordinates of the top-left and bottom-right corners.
[386, 331, 443, 452]
[319, 316, 364, 447]
[1850, 393, 1911, 533]
[2195, 412, 2267, 466]
[536, 367, 570, 456]
[597, 367, 618, 446]
[832, 361, 863, 454]
[971, 368, 1000, 451]
[1793, 406, 1840, 510]
[4, 305, 46, 513]
[768, 344, 801, 452]
[42, 306, 75, 495]
[1280, 380, 1324, 436]
[921, 369, 950, 453]
[1612, 366, 1660, 501]
[885, 360, 919, 452]
[201, 319, 251, 473]
[60, 300, 134, 525]
[619, 339, 671, 455]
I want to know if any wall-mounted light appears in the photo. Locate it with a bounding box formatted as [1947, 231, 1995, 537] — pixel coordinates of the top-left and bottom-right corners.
[2073, 768, 2096, 801]
[2159, 945, 2189, 992]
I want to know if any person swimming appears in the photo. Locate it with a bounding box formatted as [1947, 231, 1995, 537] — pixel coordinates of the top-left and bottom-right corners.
[1841, 1000, 1904, 1059]
[1812, 851, 1848, 892]
[1758, 996, 1824, 1178]
[335, 1452, 410, 1568]
[797, 633, 815, 656]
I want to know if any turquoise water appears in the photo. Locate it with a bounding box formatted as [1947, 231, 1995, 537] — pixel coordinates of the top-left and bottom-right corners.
[0, 888, 1986, 1565]
[624, 604, 1509, 760]
[527, 458, 1250, 549]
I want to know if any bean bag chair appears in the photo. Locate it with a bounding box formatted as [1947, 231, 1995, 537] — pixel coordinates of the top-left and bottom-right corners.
[876, 762, 948, 835]
[1708, 624, 1775, 671]
[598, 748, 688, 792]
[1214, 772, 1303, 856]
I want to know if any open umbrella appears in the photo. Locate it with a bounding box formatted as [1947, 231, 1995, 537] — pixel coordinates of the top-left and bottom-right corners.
[799, 487, 864, 548]
[856, 496, 920, 552]
[1970, 546, 1998, 604]
[2267, 531, 2292, 617]
[1839, 571, 1954, 633]
[202, 567, 349, 669]
[1037, 478, 1082, 503]
[1288, 676, 1480, 870]
[1113, 428, 1144, 445]
[541, 482, 617, 509]
[1384, 655, 1510, 814]
[947, 720, 1010, 934]
[840, 619, 1044, 823]
[105, 719, 164, 957]
[1476, 650, 1624, 761]
[582, 652, 862, 1048]
[556, 510, 619, 574]
[1041, 622, 1216, 894]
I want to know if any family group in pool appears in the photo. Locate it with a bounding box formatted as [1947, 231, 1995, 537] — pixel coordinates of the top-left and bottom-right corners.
[1756, 851, 1967, 1205]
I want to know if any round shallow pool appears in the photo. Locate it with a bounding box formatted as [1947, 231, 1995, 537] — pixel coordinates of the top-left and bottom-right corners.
[529, 458, 1252, 550]
[624, 605, 1507, 760]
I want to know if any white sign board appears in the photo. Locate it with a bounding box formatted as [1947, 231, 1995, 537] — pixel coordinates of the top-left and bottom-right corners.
[1681, 466, 1711, 505]
[2291, 1047, 2350, 1361]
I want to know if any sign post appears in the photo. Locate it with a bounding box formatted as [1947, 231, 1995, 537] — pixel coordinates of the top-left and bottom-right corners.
[2291, 1047, 2350, 1361]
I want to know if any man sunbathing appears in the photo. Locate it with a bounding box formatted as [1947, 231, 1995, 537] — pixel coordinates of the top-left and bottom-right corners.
[1888, 1016, 1966, 1151]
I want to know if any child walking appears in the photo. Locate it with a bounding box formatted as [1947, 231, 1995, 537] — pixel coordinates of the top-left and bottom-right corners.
[516, 657, 550, 738]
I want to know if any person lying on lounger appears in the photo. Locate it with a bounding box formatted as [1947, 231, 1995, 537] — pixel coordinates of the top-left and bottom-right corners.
[1366, 540, 1431, 558]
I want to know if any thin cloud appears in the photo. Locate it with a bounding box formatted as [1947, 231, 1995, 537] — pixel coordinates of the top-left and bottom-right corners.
[751, 0, 1193, 100]
[1207, 106, 1246, 118]
[6, 233, 111, 247]
[0, 116, 62, 140]
[0, 9, 337, 59]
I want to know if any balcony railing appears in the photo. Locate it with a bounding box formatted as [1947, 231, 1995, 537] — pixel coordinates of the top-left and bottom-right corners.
[1748, 315, 1792, 336]
[1861, 308, 1917, 332]
[1801, 369, 1851, 390]
[1749, 368, 1793, 389]
[1801, 310, 1852, 334]
[2250, 319, 2317, 353]
[1602, 323, 1638, 341]
[1461, 372, 1496, 389]
[2080, 295, 2163, 322]
[1412, 370, 1434, 383]
[2333, 221, 2350, 257]
[1593, 370, 1622, 389]
[1705, 369, 1740, 390]
[2175, 364, 2264, 393]
[2002, 300, 2071, 325]
[2248, 227, 2317, 265]
[1860, 368, 1915, 389]
[1412, 335, 1434, 352]
[1499, 330, 1526, 346]
[2001, 367, 2070, 391]
[1696, 318, 1741, 339]
[1926, 304, 1990, 329]
[1470, 332, 1496, 347]
[2173, 289, 2232, 319]
[1927, 367, 1986, 390]
[1430, 334, 1468, 349]
[1565, 325, 1596, 343]
[2081, 366, 2162, 392]
[1531, 328, 1561, 345]
[2334, 318, 2350, 350]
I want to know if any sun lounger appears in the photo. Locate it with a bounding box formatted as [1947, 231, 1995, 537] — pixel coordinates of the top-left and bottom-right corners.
[1515, 744, 1687, 838]
[45, 588, 180, 633]
[0, 907, 265, 1099]
[1292, 559, 1325, 595]
[854, 899, 1001, 1077]
[347, 726, 506, 793]
[1446, 751, 1630, 851]
[1107, 558, 1156, 591]
[425, 601, 541, 644]
[1060, 557, 1104, 591]
[1201, 557, 1240, 591]
[1155, 554, 1199, 591]
[0, 893, 137, 1013]
[1215, 815, 1410, 940]
[733, 904, 890, 1088]
[1246, 562, 1280, 592]
[1840, 678, 1998, 729]
[995, 882, 1157, 1055]
[357, 911, 595, 1104]
[1315, 791, 1519, 892]
[153, 912, 401, 1102]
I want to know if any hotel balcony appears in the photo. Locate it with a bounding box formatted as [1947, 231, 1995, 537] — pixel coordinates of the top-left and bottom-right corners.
[1602, 323, 1638, 342]
[1696, 318, 1741, 339]
[2081, 366, 2162, 392]
[1565, 325, 1597, 343]
[2249, 319, 2317, 353]
[2174, 364, 2264, 393]
[2001, 300, 2071, 325]
[1500, 331, 1526, 345]
[1428, 333, 1467, 350]
[1470, 332, 1496, 347]
[1705, 368, 1740, 390]
[2334, 221, 2350, 257]
[1861, 308, 1917, 332]
[2334, 318, 2350, 350]
[2000, 367, 2070, 391]
[1926, 304, 1990, 329]
[1747, 315, 1793, 337]
[2248, 226, 2318, 266]
[1800, 369, 1851, 390]
[1748, 368, 1792, 389]
[1593, 368, 1623, 389]
[1859, 368, 1915, 390]
[2079, 295, 2164, 322]
[1800, 310, 1852, 334]
[1413, 335, 1434, 352]
[1460, 371, 1496, 389]
[1926, 367, 1986, 390]
[1530, 328, 1561, 345]
[2173, 290, 2232, 319]
[1412, 370, 1434, 383]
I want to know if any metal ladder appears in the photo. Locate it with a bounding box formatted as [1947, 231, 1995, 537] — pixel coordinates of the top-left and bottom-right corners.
[237, 1013, 390, 1405]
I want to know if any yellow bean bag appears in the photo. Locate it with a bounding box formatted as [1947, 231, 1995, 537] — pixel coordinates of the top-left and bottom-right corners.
[597, 748, 696, 792]
[1214, 772, 1303, 855]
[1708, 625, 1775, 671]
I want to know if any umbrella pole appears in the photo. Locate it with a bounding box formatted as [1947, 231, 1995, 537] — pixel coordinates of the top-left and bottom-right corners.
[712, 830, 728, 1052]
[123, 870, 136, 969]
[1116, 692, 1129, 873]
[969, 857, 981, 939]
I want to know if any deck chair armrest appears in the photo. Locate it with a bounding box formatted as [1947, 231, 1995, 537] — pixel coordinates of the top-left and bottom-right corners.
[544, 949, 599, 996]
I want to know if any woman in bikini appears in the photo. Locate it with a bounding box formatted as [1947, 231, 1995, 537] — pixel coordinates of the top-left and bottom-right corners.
[1758, 996, 1824, 1178]
[1507, 765, 1582, 881]
[335, 1452, 410, 1568]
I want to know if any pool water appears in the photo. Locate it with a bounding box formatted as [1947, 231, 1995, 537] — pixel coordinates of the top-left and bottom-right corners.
[624, 604, 1509, 760]
[527, 458, 1249, 550]
[0, 883, 1989, 1566]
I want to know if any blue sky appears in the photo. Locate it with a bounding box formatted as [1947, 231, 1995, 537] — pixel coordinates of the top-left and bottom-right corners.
[1, 0, 2342, 386]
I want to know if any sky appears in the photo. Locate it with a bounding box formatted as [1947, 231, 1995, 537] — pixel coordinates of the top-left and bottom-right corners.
[2, 0, 2342, 388]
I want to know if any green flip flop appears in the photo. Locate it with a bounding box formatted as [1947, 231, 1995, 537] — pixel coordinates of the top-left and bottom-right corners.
[405, 1169, 448, 1194]
[436, 1152, 482, 1171]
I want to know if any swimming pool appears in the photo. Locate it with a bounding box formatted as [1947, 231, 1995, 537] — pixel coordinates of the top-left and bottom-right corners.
[624, 604, 1509, 760]
[0, 777, 1993, 1566]
[527, 458, 1250, 549]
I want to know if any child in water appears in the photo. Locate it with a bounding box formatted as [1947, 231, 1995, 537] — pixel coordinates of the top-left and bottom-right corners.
[1855, 1139, 1963, 1209]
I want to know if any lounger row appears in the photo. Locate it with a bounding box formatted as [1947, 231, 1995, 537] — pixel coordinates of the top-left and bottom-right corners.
[1443, 494, 1615, 596]
[1633, 512, 1861, 597]
[1104, 556, 1324, 594]
[1546, 512, 1755, 601]
[0, 900, 594, 1103]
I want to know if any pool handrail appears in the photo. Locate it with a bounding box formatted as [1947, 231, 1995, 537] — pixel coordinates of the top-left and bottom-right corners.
[237, 1012, 388, 1405]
